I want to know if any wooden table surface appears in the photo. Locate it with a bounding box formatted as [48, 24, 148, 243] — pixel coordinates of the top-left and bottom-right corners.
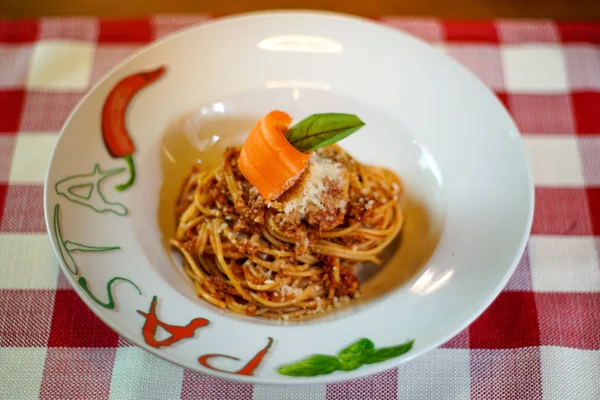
[2, 0, 600, 20]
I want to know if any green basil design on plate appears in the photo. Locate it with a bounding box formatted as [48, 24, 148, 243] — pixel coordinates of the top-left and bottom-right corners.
[285, 113, 365, 153]
[278, 338, 414, 377]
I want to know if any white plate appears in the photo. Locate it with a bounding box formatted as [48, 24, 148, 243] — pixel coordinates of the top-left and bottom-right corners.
[44, 11, 534, 385]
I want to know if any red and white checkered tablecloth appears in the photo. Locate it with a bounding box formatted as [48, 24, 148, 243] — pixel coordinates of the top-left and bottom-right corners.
[0, 15, 599, 400]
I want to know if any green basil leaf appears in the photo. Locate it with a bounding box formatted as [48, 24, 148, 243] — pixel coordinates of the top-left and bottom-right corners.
[359, 339, 414, 364]
[339, 359, 363, 371]
[278, 354, 341, 377]
[338, 338, 375, 362]
[284, 113, 365, 153]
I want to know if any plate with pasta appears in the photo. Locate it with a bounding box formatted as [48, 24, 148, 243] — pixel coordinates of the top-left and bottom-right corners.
[44, 11, 534, 384]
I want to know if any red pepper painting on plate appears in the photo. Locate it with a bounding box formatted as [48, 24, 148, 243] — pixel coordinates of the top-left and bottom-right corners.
[101, 66, 167, 191]
[199, 337, 274, 376]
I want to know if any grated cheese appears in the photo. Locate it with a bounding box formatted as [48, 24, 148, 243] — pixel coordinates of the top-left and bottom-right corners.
[282, 152, 344, 216]
[280, 284, 303, 297]
[314, 297, 324, 313]
[218, 222, 228, 233]
[333, 296, 351, 308]
[308, 296, 329, 315]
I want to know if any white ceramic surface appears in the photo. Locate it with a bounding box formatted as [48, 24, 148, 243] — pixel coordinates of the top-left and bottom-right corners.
[44, 11, 534, 385]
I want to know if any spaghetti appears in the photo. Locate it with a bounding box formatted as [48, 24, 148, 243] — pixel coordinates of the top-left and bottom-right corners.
[170, 144, 404, 319]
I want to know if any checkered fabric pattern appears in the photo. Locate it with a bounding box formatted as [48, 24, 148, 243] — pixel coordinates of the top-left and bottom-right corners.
[0, 16, 599, 400]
